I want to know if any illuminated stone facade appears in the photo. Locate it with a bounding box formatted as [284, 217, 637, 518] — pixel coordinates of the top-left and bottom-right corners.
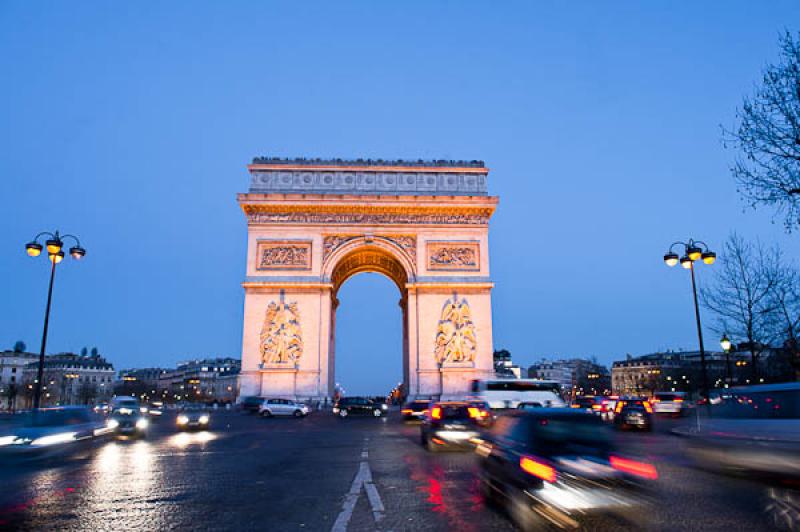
[238, 158, 498, 400]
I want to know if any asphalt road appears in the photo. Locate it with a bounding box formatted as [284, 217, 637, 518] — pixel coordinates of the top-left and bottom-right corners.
[0, 410, 779, 531]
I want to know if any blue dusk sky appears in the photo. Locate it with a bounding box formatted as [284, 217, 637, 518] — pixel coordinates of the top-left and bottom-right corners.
[1, 2, 798, 395]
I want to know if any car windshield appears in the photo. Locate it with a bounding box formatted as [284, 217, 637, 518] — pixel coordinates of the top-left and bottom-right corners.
[655, 393, 682, 401]
[182, 404, 206, 411]
[530, 413, 611, 456]
[25, 409, 92, 427]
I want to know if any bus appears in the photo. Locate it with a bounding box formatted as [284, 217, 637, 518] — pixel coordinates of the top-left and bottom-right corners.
[469, 379, 566, 410]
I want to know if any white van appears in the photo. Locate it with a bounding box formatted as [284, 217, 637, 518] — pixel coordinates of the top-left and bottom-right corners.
[469, 379, 566, 410]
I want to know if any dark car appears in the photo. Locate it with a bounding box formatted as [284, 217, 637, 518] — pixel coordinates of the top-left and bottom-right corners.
[477, 409, 656, 530]
[613, 399, 654, 431]
[176, 404, 211, 430]
[107, 408, 149, 438]
[400, 400, 431, 421]
[240, 396, 265, 414]
[333, 397, 387, 418]
[420, 401, 484, 451]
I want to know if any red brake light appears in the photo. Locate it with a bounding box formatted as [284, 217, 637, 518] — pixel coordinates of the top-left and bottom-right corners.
[520, 456, 557, 483]
[401, 409, 412, 414]
[591, 404, 602, 410]
[673, 398, 683, 403]
[615, 401, 625, 413]
[610, 455, 658, 479]
[643, 401, 653, 414]
[431, 406, 442, 420]
[467, 407, 480, 418]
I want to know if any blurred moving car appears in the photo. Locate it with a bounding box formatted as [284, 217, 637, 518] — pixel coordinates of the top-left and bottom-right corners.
[176, 404, 211, 430]
[517, 402, 543, 411]
[476, 409, 656, 531]
[240, 396, 265, 414]
[420, 401, 484, 451]
[107, 407, 149, 438]
[613, 399, 654, 431]
[93, 402, 110, 415]
[572, 396, 615, 420]
[0, 407, 108, 459]
[651, 392, 689, 417]
[681, 383, 800, 529]
[400, 400, 430, 421]
[111, 396, 140, 414]
[333, 397, 388, 418]
[146, 401, 164, 418]
[259, 398, 310, 418]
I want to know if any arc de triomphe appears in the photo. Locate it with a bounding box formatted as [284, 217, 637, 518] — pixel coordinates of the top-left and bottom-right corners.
[238, 158, 498, 400]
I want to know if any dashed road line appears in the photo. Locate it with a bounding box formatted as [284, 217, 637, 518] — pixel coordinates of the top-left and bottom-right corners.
[331, 438, 385, 531]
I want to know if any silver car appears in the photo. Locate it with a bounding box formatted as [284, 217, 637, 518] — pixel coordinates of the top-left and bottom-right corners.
[259, 398, 310, 418]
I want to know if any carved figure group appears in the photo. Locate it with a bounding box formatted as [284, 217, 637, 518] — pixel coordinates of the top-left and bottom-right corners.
[429, 246, 477, 267]
[434, 296, 477, 364]
[260, 246, 308, 268]
[260, 301, 303, 364]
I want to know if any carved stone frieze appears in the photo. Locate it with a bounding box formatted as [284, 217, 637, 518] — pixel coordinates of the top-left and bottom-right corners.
[427, 241, 480, 271]
[248, 211, 490, 226]
[256, 240, 312, 270]
[260, 299, 303, 365]
[434, 295, 477, 365]
[322, 234, 416, 262]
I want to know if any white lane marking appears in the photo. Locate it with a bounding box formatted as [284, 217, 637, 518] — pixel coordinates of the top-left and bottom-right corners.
[330, 441, 385, 531]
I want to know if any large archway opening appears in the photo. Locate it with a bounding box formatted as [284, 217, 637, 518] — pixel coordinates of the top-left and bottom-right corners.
[328, 246, 410, 400]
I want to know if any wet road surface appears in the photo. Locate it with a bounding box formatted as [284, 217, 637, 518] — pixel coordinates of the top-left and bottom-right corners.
[0, 410, 778, 531]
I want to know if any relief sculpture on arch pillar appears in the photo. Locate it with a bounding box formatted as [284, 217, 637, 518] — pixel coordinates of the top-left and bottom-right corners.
[433, 295, 477, 366]
[260, 299, 303, 367]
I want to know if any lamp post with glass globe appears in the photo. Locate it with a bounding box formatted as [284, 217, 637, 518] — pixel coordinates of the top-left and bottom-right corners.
[720, 334, 735, 385]
[25, 231, 86, 410]
[663, 239, 716, 405]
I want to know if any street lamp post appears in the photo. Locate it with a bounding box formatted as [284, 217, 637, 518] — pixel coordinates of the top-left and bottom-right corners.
[663, 239, 716, 405]
[25, 231, 86, 410]
[720, 334, 734, 385]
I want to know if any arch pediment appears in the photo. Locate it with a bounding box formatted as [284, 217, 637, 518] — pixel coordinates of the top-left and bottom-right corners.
[325, 236, 415, 293]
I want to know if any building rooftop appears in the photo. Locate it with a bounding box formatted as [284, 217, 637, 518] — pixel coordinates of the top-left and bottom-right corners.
[246, 156, 490, 196]
[251, 157, 486, 168]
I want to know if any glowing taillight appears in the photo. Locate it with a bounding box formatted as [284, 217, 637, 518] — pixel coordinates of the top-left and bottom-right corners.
[431, 406, 442, 420]
[520, 456, 557, 483]
[615, 401, 625, 414]
[643, 401, 653, 414]
[591, 404, 602, 410]
[610, 455, 658, 479]
[673, 398, 683, 403]
[468, 407, 480, 418]
[401, 409, 412, 414]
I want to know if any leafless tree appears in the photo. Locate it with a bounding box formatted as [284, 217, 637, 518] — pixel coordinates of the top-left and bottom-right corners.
[724, 31, 800, 231]
[765, 261, 800, 379]
[701, 234, 780, 380]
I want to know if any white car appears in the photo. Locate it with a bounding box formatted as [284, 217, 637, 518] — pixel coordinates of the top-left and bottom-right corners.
[259, 398, 310, 418]
[652, 392, 689, 416]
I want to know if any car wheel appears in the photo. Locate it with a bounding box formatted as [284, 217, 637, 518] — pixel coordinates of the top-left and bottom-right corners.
[293, 410, 303, 418]
[339, 409, 348, 418]
[262, 410, 273, 418]
[373, 409, 382, 417]
[508, 491, 547, 531]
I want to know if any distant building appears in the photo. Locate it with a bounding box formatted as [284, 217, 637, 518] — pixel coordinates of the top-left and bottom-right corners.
[20, 352, 115, 408]
[115, 368, 168, 401]
[611, 350, 732, 397]
[527, 358, 610, 397]
[493, 349, 521, 379]
[0, 350, 38, 410]
[134, 357, 242, 404]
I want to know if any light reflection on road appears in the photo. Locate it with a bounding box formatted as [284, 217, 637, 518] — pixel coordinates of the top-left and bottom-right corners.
[168, 431, 217, 449]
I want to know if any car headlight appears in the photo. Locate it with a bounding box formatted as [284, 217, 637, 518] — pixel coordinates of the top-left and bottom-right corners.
[107, 419, 120, 429]
[199, 415, 209, 424]
[381, 404, 388, 410]
[140, 407, 149, 414]
[177, 415, 189, 425]
[135, 418, 149, 430]
[332, 408, 339, 414]
[0, 435, 18, 446]
[31, 432, 77, 446]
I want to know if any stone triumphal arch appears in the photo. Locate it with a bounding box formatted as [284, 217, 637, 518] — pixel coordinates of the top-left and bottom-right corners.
[238, 158, 498, 400]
